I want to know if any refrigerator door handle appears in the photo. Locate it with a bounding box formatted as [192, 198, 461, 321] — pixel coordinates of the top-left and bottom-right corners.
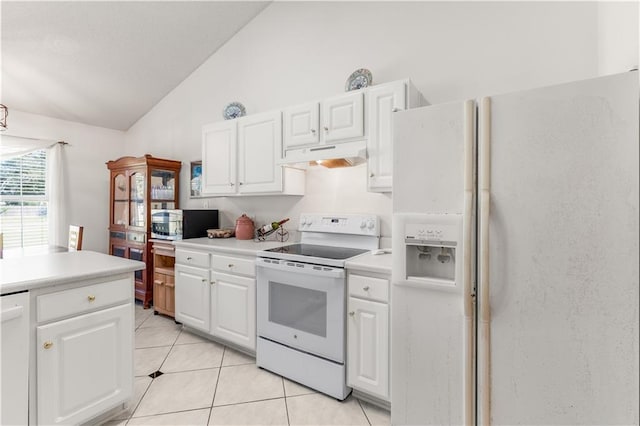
[462, 99, 476, 426]
[478, 96, 492, 426]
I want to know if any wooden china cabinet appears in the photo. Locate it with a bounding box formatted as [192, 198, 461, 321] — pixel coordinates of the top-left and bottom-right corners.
[107, 155, 182, 308]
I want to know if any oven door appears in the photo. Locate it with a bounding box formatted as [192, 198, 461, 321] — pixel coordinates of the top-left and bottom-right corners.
[257, 258, 346, 363]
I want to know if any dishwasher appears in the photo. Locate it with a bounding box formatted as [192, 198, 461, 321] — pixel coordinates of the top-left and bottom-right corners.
[1, 291, 30, 425]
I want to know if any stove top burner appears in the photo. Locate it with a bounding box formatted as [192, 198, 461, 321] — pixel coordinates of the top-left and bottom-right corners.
[263, 243, 369, 261]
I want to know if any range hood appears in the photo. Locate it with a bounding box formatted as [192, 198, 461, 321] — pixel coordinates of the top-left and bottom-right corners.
[279, 140, 367, 167]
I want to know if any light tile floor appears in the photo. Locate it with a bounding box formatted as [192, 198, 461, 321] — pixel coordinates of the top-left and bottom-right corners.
[102, 302, 390, 426]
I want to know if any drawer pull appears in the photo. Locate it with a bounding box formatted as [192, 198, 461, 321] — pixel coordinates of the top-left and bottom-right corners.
[87, 295, 96, 302]
[43, 341, 54, 349]
[363, 286, 370, 291]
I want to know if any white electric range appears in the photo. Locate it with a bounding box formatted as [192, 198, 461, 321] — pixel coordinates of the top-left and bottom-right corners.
[255, 213, 380, 400]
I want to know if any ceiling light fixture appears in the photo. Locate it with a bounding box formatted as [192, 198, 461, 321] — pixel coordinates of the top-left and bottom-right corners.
[0, 104, 7, 131]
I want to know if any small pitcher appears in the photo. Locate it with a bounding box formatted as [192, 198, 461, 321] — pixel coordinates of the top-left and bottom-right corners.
[235, 214, 255, 240]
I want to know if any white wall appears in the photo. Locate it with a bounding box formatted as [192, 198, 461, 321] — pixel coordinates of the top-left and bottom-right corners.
[124, 2, 602, 240]
[6, 110, 125, 252]
[597, 1, 639, 75]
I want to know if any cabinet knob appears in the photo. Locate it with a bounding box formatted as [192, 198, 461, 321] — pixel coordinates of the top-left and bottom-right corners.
[210, 280, 216, 285]
[43, 341, 54, 349]
[186, 257, 193, 261]
[201, 278, 207, 283]
[349, 311, 355, 316]
[88, 295, 96, 302]
[369, 173, 374, 178]
[310, 129, 316, 134]
[324, 126, 329, 132]
[363, 286, 370, 291]
[392, 107, 401, 112]
[230, 182, 235, 187]
[228, 264, 234, 268]
[239, 182, 243, 185]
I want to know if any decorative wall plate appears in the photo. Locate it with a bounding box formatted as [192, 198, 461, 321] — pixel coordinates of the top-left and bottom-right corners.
[345, 68, 373, 91]
[223, 102, 246, 120]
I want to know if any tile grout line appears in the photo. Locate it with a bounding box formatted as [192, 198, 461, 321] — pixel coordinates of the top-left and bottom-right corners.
[282, 377, 291, 426]
[356, 398, 373, 426]
[129, 311, 181, 421]
[206, 346, 226, 425]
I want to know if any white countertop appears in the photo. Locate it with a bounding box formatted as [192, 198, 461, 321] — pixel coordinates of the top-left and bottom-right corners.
[345, 251, 393, 274]
[173, 237, 289, 256]
[0, 250, 145, 294]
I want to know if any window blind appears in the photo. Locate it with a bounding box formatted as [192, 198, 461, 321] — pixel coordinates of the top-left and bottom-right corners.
[0, 149, 48, 248]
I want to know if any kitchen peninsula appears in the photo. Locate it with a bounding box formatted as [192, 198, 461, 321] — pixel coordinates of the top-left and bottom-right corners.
[0, 250, 144, 426]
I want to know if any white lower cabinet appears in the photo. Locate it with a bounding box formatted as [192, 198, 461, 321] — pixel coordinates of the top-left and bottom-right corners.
[210, 271, 256, 351]
[175, 247, 257, 352]
[37, 303, 133, 425]
[1, 292, 30, 426]
[347, 272, 390, 401]
[174, 264, 211, 333]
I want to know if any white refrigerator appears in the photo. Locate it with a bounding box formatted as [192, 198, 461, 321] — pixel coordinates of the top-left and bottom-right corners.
[391, 71, 639, 425]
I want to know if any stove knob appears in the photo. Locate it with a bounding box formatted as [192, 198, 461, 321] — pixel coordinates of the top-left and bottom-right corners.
[306, 217, 313, 226]
[360, 220, 367, 229]
[300, 217, 307, 226]
[366, 220, 375, 230]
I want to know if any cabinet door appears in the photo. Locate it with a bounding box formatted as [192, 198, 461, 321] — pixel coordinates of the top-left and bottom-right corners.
[153, 273, 167, 312]
[1, 292, 29, 426]
[347, 297, 389, 399]
[165, 273, 175, 315]
[111, 173, 128, 227]
[283, 102, 320, 148]
[211, 272, 255, 351]
[367, 81, 406, 192]
[202, 121, 237, 195]
[37, 303, 133, 426]
[322, 92, 364, 143]
[175, 265, 210, 332]
[238, 111, 283, 194]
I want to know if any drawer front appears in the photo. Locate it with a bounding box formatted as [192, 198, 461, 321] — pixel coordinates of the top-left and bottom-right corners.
[211, 254, 255, 277]
[348, 274, 389, 303]
[37, 277, 132, 323]
[175, 249, 210, 269]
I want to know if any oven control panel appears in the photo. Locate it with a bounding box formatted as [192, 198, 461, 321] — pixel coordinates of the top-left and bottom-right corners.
[298, 213, 380, 236]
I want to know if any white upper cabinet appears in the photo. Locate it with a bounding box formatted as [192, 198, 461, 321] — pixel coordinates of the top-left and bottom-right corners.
[201, 113, 304, 197]
[200, 79, 423, 195]
[238, 111, 284, 194]
[322, 91, 364, 142]
[367, 80, 426, 192]
[367, 81, 406, 192]
[283, 102, 320, 149]
[202, 121, 237, 195]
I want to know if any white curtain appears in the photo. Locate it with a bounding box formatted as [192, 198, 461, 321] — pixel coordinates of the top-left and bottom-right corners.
[0, 134, 54, 160]
[47, 142, 68, 247]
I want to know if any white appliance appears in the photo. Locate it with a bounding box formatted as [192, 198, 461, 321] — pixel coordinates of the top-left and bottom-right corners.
[391, 71, 639, 425]
[1, 291, 30, 425]
[256, 213, 380, 400]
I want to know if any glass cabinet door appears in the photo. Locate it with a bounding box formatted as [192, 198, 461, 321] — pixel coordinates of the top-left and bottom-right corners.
[112, 173, 128, 226]
[130, 172, 146, 228]
[150, 169, 176, 209]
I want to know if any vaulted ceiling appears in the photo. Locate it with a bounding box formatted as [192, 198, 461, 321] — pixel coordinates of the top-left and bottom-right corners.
[1, 1, 270, 131]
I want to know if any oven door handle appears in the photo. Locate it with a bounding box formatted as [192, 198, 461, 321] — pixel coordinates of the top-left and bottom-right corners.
[257, 258, 345, 279]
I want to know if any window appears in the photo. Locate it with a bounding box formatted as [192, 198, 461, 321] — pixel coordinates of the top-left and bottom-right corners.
[0, 149, 48, 248]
